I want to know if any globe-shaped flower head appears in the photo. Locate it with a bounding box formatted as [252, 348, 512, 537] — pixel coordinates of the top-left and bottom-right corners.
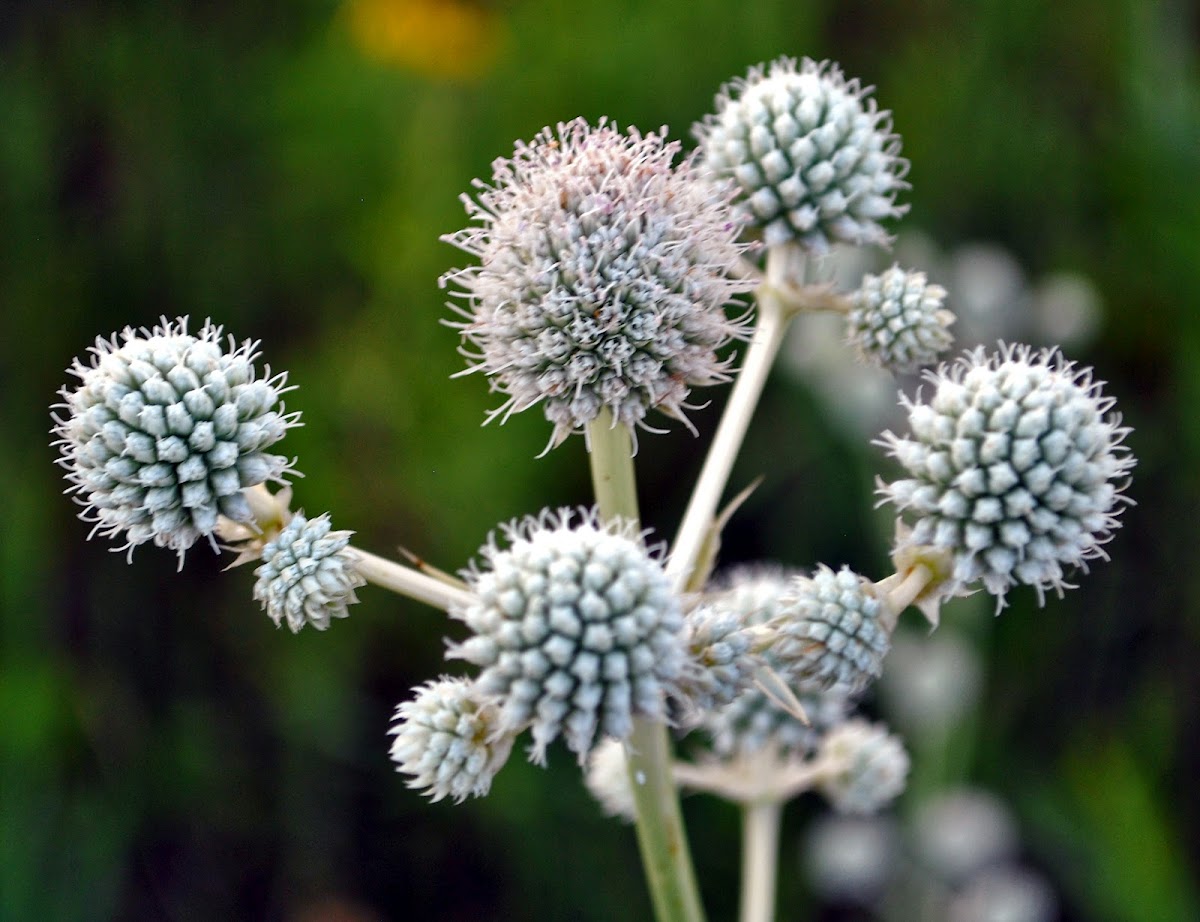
[877, 344, 1135, 608]
[848, 265, 954, 372]
[450, 508, 685, 763]
[389, 677, 515, 804]
[253, 512, 365, 632]
[442, 118, 754, 451]
[696, 57, 909, 252]
[52, 318, 300, 560]
[770, 565, 892, 695]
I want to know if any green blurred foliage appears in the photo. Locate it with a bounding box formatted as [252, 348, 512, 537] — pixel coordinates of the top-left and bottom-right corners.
[2, 0, 1198, 919]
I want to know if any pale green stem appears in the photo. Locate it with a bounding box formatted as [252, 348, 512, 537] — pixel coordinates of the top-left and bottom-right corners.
[346, 546, 475, 611]
[586, 410, 706, 922]
[878, 564, 934, 631]
[664, 245, 800, 592]
[740, 801, 783, 922]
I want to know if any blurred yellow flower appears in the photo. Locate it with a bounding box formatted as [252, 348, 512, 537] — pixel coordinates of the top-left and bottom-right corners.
[343, 0, 506, 80]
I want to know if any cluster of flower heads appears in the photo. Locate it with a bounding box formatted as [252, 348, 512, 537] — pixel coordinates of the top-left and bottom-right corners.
[51, 52, 1137, 884]
[695, 57, 909, 252]
[648, 567, 908, 814]
[52, 318, 300, 560]
[442, 117, 755, 451]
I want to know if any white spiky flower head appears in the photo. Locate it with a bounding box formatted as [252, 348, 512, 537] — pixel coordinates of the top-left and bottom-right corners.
[252, 512, 365, 632]
[388, 677, 515, 804]
[769, 565, 893, 695]
[817, 720, 909, 814]
[52, 317, 299, 562]
[450, 508, 685, 764]
[441, 117, 754, 452]
[848, 265, 954, 372]
[877, 344, 1135, 612]
[695, 57, 909, 252]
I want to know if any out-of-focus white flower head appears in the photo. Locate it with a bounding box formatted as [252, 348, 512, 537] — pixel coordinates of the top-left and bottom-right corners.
[914, 788, 1019, 881]
[584, 737, 636, 821]
[804, 814, 898, 900]
[948, 866, 1057, 922]
[879, 629, 983, 733]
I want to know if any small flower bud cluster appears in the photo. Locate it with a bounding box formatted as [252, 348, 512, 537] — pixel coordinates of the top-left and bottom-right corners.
[696, 57, 909, 252]
[675, 604, 762, 718]
[443, 118, 754, 450]
[253, 512, 365, 632]
[769, 565, 892, 695]
[877, 344, 1135, 608]
[848, 265, 954, 373]
[53, 317, 300, 560]
[817, 720, 910, 814]
[450, 508, 685, 763]
[388, 677, 515, 804]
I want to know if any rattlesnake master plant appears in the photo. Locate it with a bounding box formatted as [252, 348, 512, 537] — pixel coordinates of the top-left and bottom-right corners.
[52, 53, 1136, 922]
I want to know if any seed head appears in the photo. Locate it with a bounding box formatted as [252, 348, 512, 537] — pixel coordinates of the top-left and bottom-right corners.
[389, 677, 515, 804]
[848, 265, 954, 372]
[877, 344, 1135, 608]
[253, 512, 365, 632]
[52, 317, 300, 562]
[450, 508, 685, 763]
[696, 57, 909, 252]
[442, 118, 754, 451]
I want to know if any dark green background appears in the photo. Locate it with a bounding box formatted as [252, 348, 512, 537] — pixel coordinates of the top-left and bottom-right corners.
[3, 1, 1196, 919]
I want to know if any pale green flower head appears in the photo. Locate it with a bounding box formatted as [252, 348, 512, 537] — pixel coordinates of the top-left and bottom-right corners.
[450, 508, 686, 764]
[877, 344, 1135, 609]
[253, 512, 364, 632]
[389, 677, 515, 804]
[52, 317, 300, 562]
[848, 265, 954, 372]
[696, 57, 909, 252]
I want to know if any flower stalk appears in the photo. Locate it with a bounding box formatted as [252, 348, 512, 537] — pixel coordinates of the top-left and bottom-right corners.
[666, 245, 801, 593]
[347, 546, 475, 612]
[740, 801, 783, 922]
[586, 411, 706, 922]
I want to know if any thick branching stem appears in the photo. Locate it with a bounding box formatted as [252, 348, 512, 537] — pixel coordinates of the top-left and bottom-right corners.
[586, 411, 706, 922]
